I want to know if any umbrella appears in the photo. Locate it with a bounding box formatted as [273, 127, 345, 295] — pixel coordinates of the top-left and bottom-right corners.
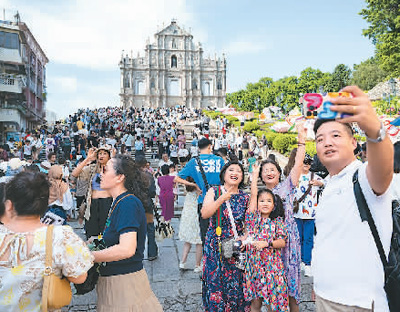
[390, 116, 400, 126]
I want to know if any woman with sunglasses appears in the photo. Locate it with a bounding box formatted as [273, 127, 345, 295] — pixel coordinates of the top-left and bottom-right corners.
[92, 155, 162, 312]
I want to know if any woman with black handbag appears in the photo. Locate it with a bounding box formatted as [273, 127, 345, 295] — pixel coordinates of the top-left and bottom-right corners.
[201, 160, 250, 311]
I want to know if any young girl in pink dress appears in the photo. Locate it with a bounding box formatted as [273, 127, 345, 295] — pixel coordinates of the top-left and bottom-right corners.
[244, 164, 289, 312]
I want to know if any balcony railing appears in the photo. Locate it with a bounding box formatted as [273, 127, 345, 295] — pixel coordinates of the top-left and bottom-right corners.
[0, 74, 23, 93]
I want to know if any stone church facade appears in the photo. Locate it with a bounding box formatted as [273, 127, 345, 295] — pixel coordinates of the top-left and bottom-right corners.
[119, 20, 226, 109]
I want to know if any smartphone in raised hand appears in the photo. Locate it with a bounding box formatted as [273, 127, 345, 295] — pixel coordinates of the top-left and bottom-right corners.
[302, 92, 352, 119]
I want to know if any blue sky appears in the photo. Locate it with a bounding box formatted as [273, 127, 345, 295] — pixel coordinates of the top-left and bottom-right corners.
[1, 0, 375, 118]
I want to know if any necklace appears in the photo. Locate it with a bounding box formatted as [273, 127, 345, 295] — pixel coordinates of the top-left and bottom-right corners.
[101, 193, 133, 238]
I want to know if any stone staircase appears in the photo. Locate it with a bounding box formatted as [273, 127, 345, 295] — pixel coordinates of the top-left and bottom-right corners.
[131, 123, 198, 218]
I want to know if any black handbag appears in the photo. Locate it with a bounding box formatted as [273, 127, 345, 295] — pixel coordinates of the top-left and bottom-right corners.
[353, 170, 400, 312]
[74, 238, 105, 295]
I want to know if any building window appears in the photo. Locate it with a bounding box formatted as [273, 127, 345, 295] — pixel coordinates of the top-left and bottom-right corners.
[172, 39, 177, 49]
[136, 81, 145, 95]
[169, 79, 180, 96]
[203, 82, 210, 96]
[0, 31, 19, 50]
[217, 79, 222, 90]
[171, 55, 177, 68]
[150, 79, 155, 89]
[124, 73, 130, 88]
[192, 79, 198, 90]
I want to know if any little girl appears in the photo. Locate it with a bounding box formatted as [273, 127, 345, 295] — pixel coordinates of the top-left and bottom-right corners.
[244, 165, 289, 312]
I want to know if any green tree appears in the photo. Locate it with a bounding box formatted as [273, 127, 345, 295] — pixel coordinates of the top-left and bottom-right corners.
[351, 57, 388, 90]
[360, 0, 400, 76]
[297, 67, 326, 93]
[329, 64, 352, 91]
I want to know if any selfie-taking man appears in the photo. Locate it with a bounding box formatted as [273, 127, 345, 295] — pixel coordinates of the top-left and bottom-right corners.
[313, 86, 393, 311]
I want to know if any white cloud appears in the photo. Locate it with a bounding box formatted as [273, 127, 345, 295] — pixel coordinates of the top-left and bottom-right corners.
[224, 34, 271, 56]
[49, 76, 78, 93]
[2, 0, 197, 69]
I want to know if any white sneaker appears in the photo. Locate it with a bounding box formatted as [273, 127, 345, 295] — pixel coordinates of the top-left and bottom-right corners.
[193, 266, 202, 273]
[300, 262, 306, 272]
[179, 262, 186, 270]
[304, 265, 312, 277]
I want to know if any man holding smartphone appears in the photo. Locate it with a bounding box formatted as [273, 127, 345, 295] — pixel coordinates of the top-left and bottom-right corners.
[312, 86, 393, 311]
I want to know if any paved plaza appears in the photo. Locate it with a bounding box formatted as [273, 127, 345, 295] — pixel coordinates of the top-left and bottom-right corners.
[64, 218, 315, 312]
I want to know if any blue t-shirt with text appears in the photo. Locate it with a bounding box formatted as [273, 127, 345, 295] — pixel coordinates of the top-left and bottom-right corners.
[178, 153, 225, 204]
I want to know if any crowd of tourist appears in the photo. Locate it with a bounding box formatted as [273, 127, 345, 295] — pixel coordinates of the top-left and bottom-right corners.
[0, 85, 398, 312]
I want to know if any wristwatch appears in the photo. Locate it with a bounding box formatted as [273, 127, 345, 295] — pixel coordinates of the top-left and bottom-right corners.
[268, 241, 273, 248]
[366, 122, 386, 143]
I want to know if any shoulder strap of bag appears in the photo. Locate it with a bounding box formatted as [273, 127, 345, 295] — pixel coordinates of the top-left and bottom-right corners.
[195, 156, 210, 190]
[45, 225, 54, 269]
[297, 172, 315, 204]
[42, 224, 54, 312]
[221, 186, 239, 240]
[352, 169, 388, 267]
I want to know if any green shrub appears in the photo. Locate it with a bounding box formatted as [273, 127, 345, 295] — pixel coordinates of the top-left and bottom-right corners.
[243, 121, 260, 133]
[272, 134, 297, 154]
[225, 115, 239, 125]
[253, 130, 269, 139]
[260, 123, 274, 131]
[232, 121, 241, 128]
[202, 110, 220, 119]
[264, 132, 279, 148]
[306, 142, 317, 156]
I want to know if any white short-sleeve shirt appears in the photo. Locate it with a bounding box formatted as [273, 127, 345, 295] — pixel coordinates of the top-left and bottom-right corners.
[313, 160, 392, 311]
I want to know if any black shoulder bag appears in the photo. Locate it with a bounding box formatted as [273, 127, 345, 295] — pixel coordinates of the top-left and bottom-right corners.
[195, 156, 211, 191]
[353, 170, 400, 312]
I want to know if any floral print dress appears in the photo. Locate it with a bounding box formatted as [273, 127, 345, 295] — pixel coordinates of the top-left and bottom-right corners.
[244, 212, 288, 311]
[272, 175, 301, 303]
[0, 225, 93, 312]
[202, 188, 251, 312]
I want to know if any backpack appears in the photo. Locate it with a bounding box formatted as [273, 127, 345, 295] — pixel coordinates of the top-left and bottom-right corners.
[353, 170, 400, 311]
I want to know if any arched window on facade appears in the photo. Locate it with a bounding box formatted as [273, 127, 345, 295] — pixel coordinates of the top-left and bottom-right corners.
[136, 81, 145, 95]
[172, 38, 177, 49]
[171, 55, 177, 68]
[203, 82, 210, 96]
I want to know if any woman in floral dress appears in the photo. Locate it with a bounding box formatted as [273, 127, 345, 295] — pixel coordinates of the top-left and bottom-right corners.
[201, 161, 250, 312]
[259, 125, 306, 312]
[0, 171, 93, 312]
